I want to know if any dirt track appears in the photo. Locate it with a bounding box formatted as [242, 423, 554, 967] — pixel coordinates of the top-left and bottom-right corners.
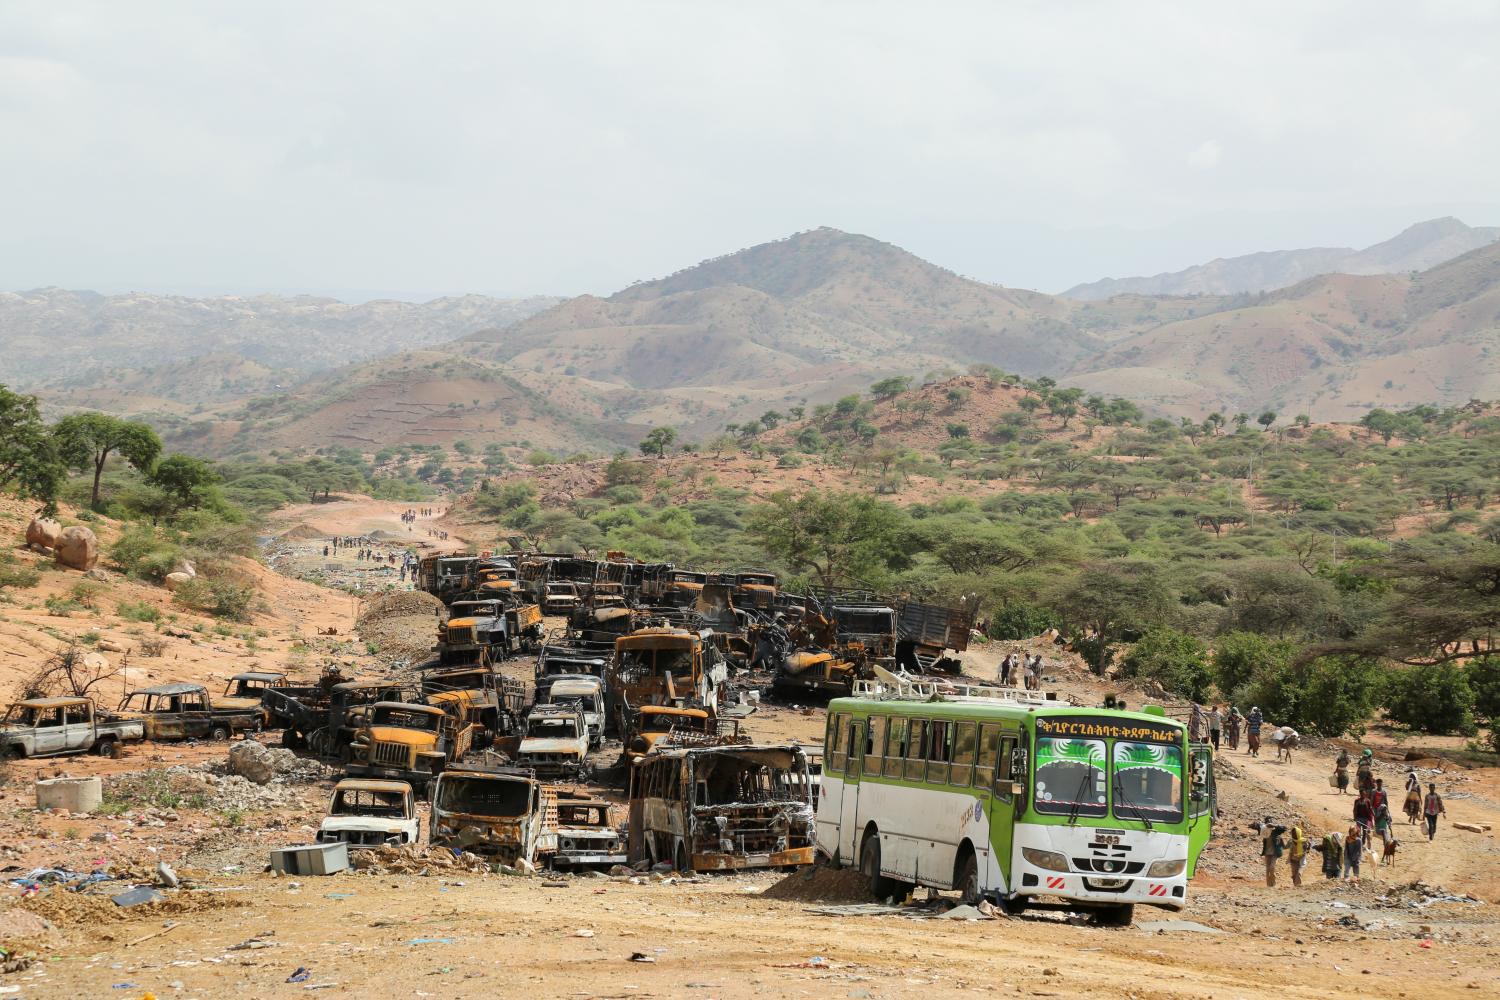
[2, 497, 1497, 998]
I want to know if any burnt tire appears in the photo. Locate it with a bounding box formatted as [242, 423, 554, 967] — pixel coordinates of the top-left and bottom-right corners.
[96, 739, 120, 759]
[209, 726, 230, 742]
[860, 832, 897, 901]
[955, 850, 980, 905]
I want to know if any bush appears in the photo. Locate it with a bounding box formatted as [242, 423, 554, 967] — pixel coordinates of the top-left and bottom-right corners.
[1120, 628, 1214, 701]
[1212, 631, 1295, 698]
[69, 580, 108, 609]
[0, 553, 41, 593]
[44, 595, 83, 616]
[987, 602, 1057, 641]
[116, 600, 162, 623]
[602, 485, 643, 505]
[110, 524, 183, 582]
[1384, 664, 1476, 735]
[1248, 653, 1383, 738]
[1469, 656, 1500, 726]
[172, 577, 256, 622]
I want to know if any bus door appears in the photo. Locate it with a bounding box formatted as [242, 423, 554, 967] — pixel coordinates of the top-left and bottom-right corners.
[989, 727, 1022, 890]
[1187, 742, 1215, 876]
[839, 719, 866, 862]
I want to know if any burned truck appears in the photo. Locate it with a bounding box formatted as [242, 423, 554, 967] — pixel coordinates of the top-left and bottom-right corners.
[605, 627, 727, 739]
[627, 743, 816, 872]
[117, 683, 261, 742]
[552, 793, 626, 870]
[345, 701, 476, 790]
[429, 765, 559, 867]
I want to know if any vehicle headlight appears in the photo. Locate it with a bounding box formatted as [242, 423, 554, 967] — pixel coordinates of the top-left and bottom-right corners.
[1021, 848, 1069, 872]
[1147, 858, 1186, 878]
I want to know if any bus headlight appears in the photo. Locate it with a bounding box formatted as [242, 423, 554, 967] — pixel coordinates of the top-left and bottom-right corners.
[1021, 848, 1069, 872]
[1147, 858, 1186, 877]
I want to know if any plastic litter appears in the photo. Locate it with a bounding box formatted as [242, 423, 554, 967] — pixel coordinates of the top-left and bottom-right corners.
[408, 938, 454, 946]
[112, 887, 166, 908]
[287, 967, 311, 983]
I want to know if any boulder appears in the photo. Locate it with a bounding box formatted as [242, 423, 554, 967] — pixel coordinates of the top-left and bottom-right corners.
[96, 638, 126, 653]
[25, 517, 63, 553]
[173, 559, 196, 579]
[79, 651, 109, 673]
[53, 526, 99, 571]
[163, 571, 193, 592]
[228, 740, 306, 785]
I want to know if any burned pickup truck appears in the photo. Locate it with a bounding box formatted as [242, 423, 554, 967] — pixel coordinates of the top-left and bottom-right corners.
[627, 743, 815, 873]
[316, 778, 420, 849]
[0, 697, 143, 759]
[429, 765, 559, 867]
[118, 683, 261, 742]
[552, 793, 626, 870]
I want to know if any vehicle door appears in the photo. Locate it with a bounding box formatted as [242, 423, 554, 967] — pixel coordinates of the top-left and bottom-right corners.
[33, 707, 68, 755]
[815, 712, 847, 858]
[62, 702, 95, 753]
[838, 718, 866, 864]
[1187, 742, 1215, 876]
[181, 692, 214, 738]
[991, 728, 1024, 890]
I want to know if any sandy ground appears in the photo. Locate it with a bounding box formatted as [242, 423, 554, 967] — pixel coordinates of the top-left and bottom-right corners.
[1, 496, 1497, 998]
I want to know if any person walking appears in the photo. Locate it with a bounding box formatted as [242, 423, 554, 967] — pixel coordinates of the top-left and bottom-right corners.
[1260, 816, 1286, 887]
[1356, 748, 1375, 793]
[1208, 704, 1223, 751]
[1371, 778, 1388, 816]
[1287, 824, 1306, 886]
[1353, 789, 1375, 845]
[1189, 702, 1205, 744]
[1334, 748, 1351, 794]
[1246, 706, 1263, 757]
[1342, 824, 1363, 883]
[998, 653, 1014, 687]
[1403, 770, 1422, 825]
[1423, 784, 1446, 841]
[1225, 706, 1242, 750]
[1317, 830, 1344, 880]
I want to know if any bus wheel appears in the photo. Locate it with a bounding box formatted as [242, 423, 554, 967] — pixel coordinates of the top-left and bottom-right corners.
[998, 894, 1028, 916]
[860, 832, 896, 900]
[1094, 903, 1134, 927]
[955, 851, 980, 905]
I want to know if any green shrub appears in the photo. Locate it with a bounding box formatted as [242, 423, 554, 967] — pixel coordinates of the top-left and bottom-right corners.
[986, 602, 1057, 641]
[116, 600, 162, 623]
[1469, 657, 1500, 727]
[0, 554, 42, 592]
[1384, 663, 1476, 735]
[44, 595, 82, 616]
[1120, 628, 1214, 701]
[603, 485, 643, 505]
[1212, 631, 1295, 698]
[110, 524, 183, 582]
[171, 576, 256, 622]
[69, 580, 108, 609]
[1248, 653, 1383, 739]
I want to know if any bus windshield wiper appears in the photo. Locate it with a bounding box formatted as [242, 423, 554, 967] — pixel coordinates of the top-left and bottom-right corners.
[1112, 778, 1154, 831]
[1065, 768, 1095, 825]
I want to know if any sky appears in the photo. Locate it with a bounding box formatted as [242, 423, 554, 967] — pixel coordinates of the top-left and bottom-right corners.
[2, 1, 1498, 300]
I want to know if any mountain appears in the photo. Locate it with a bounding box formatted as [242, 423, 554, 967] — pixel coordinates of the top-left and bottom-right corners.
[1063, 217, 1500, 300]
[1067, 240, 1500, 420]
[0, 288, 561, 395]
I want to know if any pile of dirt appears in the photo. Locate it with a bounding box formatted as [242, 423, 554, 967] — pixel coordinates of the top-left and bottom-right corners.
[355, 590, 444, 662]
[278, 522, 326, 541]
[760, 864, 874, 904]
[0, 904, 64, 954]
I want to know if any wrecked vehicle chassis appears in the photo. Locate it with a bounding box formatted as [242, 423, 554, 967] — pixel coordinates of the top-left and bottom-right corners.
[628, 744, 815, 872]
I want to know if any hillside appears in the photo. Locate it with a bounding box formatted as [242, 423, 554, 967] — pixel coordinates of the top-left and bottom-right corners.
[1064, 217, 1500, 299]
[1071, 241, 1500, 420]
[0, 288, 561, 404]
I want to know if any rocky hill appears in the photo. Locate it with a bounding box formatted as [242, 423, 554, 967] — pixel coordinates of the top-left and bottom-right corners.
[0, 288, 560, 398]
[1064, 217, 1500, 300]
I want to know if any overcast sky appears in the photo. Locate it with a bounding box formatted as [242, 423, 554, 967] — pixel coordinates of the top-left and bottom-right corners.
[3, 1, 1498, 299]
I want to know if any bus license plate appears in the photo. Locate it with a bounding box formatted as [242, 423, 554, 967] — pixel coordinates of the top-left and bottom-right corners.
[1088, 878, 1128, 890]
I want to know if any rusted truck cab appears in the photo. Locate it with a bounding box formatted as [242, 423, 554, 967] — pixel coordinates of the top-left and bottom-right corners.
[517, 703, 590, 780]
[606, 627, 727, 738]
[552, 793, 626, 869]
[541, 582, 579, 615]
[731, 571, 779, 610]
[219, 671, 287, 727]
[628, 744, 816, 873]
[429, 766, 559, 867]
[623, 705, 714, 766]
[346, 702, 472, 790]
[317, 778, 420, 848]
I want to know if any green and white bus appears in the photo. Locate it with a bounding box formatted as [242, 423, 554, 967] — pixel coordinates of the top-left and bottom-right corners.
[816, 678, 1214, 924]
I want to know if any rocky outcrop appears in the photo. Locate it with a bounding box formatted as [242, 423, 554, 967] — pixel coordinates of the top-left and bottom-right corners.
[25, 517, 62, 553]
[53, 526, 99, 571]
[163, 571, 193, 592]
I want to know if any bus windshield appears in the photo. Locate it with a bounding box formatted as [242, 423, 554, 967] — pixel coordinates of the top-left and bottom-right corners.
[1112, 742, 1184, 824]
[1033, 737, 1107, 818]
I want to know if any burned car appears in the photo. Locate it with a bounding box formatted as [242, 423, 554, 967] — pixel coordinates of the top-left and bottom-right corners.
[429, 765, 558, 866]
[517, 703, 590, 780]
[627, 743, 815, 872]
[552, 793, 626, 870]
[317, 778, 420, 848]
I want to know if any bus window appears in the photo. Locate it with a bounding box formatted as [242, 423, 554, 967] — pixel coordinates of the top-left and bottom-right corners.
[884, 717, 907, 778]
[829, 714, 848, 773]
[926, 721, 951, 784]
[975, 724, 998, 788]
[866, 716, 886, 771]
[995, 734, 1017, 800]
[847, 719, 864, 777]
[949, 722, 976, 787]
[904, 719, 926, 781]
[1033, 737, 1107, 818]
[1113, 742, 1184, 824]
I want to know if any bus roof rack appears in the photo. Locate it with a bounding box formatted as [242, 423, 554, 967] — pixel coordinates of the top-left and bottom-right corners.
[853, 670, 1053, 706]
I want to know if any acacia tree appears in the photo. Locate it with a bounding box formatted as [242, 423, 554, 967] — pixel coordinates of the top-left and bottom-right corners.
[0, 386, 65, 509]
[639, 426, 677, 459]
[748, 490, 902, 594]
[53, 412, 162, 508]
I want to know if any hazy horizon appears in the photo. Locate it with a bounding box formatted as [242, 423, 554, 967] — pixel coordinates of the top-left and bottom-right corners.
[4, 2, 1499, 299]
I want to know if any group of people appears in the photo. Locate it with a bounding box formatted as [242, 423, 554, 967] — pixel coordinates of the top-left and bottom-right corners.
[1261, 753, 1451, 888]
[997, 652, 1045, 690]
[426, 528, 449, 541]
[328, 535, 375, 550]
[399, 507, 438, 524]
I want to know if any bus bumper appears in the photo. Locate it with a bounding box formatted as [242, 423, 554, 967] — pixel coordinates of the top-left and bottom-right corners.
[1014, 869, 1186, 910]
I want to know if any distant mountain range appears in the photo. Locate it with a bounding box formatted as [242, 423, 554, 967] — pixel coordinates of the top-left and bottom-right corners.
[1063, 217, 1500, 299]
[3, 219, 1497, 455]
[0, 288, 561, 390]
